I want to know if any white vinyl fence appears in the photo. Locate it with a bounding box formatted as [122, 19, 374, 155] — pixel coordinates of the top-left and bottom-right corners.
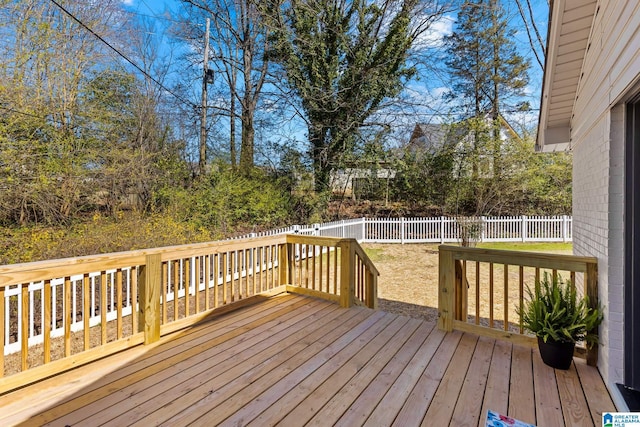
[3, 215, 570, 357]
[241, 215, 573, 244]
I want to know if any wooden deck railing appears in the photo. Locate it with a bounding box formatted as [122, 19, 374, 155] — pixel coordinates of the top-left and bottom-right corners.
[0, 235, 377, 393]
[437, 245, 599, 365]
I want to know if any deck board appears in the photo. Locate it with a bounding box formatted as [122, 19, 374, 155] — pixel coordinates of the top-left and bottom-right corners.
[556, 364, 594, 427]
[421, 332, 479, 425]
[363, 327, 447, 426]
[450, 335, 495, 426]
[480, 339, 512, 419]
[305, 318, 427, 426]
[334, 321, 436, 427]
[574, 359, 616, 425]
[509, 343, 536, 424]
[533, 347, 565, 427]
[0, 294, 616, 427]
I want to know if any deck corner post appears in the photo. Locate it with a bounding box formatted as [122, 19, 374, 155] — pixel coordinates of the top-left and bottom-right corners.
[142, 253, 161, 345]
[438, 246, 455, 332]
[340, 240, 355, 308]
[367, 271, 378, 309]
[586, 261, 599, 366]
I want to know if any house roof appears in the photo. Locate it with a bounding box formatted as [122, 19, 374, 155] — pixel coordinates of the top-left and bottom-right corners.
[408, 123, 448, 150]
[536, 0, 598, 152]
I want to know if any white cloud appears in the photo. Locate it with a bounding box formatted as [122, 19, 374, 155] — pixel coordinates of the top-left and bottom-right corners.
[121, 0, 135, 5]
[413, 14, 454, 49]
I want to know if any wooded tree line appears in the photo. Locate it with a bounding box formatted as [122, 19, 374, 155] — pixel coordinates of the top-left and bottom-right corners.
[0, 0, 566, 239]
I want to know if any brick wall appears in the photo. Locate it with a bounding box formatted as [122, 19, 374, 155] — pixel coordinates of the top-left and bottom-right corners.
[572, 107, 625, 388]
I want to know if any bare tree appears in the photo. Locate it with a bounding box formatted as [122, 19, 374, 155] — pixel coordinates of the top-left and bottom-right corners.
[514, 0, 546, 69]
[181, 0, 270, 172]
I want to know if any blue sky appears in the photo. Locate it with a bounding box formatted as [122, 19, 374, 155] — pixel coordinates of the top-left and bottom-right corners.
[119, 0, 549, 144]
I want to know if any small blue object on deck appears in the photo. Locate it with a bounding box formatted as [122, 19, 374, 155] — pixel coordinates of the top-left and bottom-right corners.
[485, 410, 536, 427]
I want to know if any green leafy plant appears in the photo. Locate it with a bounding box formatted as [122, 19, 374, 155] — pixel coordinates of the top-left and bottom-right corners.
[519, 273, 603, 346]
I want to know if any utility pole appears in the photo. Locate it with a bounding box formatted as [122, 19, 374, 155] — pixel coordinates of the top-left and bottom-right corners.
[199, 17, 211, 176]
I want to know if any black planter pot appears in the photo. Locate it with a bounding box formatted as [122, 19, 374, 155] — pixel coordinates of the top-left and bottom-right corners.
[537, 337, 575, 370]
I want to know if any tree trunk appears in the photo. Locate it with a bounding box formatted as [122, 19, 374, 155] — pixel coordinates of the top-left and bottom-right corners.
[239, 107, 254, 173]
[230, 93, 237, 169]
[310, 127, 330, 193]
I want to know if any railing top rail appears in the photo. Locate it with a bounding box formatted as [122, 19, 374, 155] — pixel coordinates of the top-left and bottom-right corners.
[284, 234, 350, 247]
[438, 245, 597, 272]
[0, 234, 288, 288]
[352, 243, 380, 276]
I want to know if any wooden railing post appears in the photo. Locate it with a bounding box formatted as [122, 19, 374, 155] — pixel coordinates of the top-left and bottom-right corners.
[366, 271, 378, 309]
[586, 261, 599, 366]
[438, 246, 455, 331]
[340, 241, 355, 308]
[140, 254, 161, 345]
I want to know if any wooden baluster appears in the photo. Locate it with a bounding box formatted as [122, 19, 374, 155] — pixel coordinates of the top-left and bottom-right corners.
[231, 251, 236, 302]
[100, 272, 107, 345]
[319, 246, 324, 293]
[333, 247, 338, 295]
[83, 274, 90, 350]
[185, 258, 190, 315]
[64, 276, 72, 356]
[173, 260, 179, 320]
[304, 244, 309, 288]
[222, 252, 228, 305]
[131, 266, 138, 334]
[21, 283, 28, 371]
[489, 263, 494, 328]
[116, 269, 123, 340]
[204, 254, 211, 310]
[195, 256, 201, 313]
[214, 253, 219, 308]
[519, 266, 524, 334]
[271, 245, 276, 289]
[475, 262, 480, 325]
[504, 264, 509, 331]
[311, 245, 317, 291]
[161, 262, 168, 324]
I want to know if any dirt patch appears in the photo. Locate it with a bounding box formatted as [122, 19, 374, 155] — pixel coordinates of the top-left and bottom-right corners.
[365, 243, 441, 323]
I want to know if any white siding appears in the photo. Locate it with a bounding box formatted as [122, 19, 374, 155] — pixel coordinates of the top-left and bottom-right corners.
[572, 1, 640, 147]
[570, 0, 640, 396]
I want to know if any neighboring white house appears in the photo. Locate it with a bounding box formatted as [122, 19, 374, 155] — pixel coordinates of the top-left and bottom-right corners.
[537, 0, 640, 410]
[410, 115, 522, 179]
[330, 164, 396, 199]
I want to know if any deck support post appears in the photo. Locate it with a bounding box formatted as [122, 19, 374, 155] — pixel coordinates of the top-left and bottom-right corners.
[438, 246, 455, 331]
[140, 254, 161, 345]
[340, 240, 355, 308]
[366, 271, 378, 309]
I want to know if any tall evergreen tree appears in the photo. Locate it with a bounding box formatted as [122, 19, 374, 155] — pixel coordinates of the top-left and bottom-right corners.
[445, 0, 529, 118]
[444, 0, 530, 213]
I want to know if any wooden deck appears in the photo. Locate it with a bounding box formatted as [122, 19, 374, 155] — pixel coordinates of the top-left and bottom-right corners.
[0, 294, 615, 426]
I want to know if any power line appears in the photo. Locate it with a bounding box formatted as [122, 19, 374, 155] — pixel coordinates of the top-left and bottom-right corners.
[47, 0, 197, 110]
